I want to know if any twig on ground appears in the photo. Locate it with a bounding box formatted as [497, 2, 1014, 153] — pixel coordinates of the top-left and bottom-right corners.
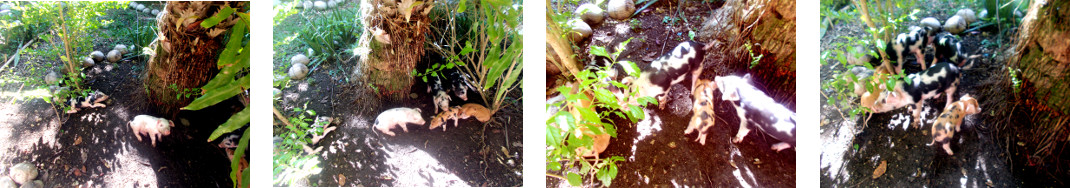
[8, 84, 25, 105]
[0, 39, 36, 73]
[274, 106, 295, 127]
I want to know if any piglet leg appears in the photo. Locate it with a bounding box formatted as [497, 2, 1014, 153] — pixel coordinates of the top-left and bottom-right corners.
[132, 125, 144, 142]
[697, 121, 714, 145]
[400, 123, 409, 132]
[150, 133, 158, 147]
[943, 143, 954, 155]
[732, 105, 750, 143]
[914, 49, 927, 70]
[772, 142, 792, 152]
[912, 102, 924, 128]
[697, 133, 708, 145]
[945, 85, 957, 108]
[378, 126, 396, 136]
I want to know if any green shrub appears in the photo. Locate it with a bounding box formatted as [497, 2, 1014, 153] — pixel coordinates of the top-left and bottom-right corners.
[272, 103, 328, 186]
[546, 39, 654, 187]
[426, 0, 522, 114]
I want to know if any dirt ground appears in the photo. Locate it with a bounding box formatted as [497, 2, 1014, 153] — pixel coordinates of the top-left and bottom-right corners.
[272, 4, 524, 187]
[274, 56, 525, 187]
[818, 2, 1027, 187]
[547, 1, 796, 187]
[0, 8, 239, 187]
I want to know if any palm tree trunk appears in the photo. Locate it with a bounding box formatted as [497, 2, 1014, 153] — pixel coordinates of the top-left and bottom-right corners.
[145, 1, 248, 116]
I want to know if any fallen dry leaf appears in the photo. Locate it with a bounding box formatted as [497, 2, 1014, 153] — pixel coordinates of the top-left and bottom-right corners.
[338, 174, 346, 186]
[74, 136, 82, 146]
[872, 160, 887, 179]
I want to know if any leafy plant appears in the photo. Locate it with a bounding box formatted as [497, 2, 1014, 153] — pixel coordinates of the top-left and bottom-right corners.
[273, 103, 328, 186]
[295, 6, 360, 63]
[547, 39, 654, 187]
[1008, 67, 1021, 93]
[8, 2, 124, 115]
[169, 83, 201, 99]
[745, 43, 763, 69]
[819, 1, 920, 120]
[21, 2, 123, 88]
[428, 0, 523, 114]
[180, 5, 250, 188]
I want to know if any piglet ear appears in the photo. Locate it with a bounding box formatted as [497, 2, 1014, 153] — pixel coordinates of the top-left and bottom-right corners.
[727, 91, 740, 101]
[169, 120, 175, 127]
[743, 74, 752, 81]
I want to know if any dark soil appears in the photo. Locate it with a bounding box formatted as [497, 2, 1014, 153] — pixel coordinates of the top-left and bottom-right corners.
[0, 5, 240, 188]
[819, 3, 1024, 187]
[548, 1, 796, 187]
[274, 58, 524, 186]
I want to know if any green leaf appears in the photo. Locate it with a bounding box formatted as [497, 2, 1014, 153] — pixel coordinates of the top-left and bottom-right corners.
[457, 0, 467, 13]
[566, 172, 582, 186]
[202, 4, 236, 28]
[613, 38, 634, 59]
[592, 87, 618, 108]
[548, 161, 561, 171]
[183, 75, 249, 110]
[589, 45, 609, 59]
[618, 60, 640, 77]
[229, 128, 250, 188]
[576, 107, 599, 124]
[208, 107, 249, 142]
[626, 105, 644, 122]
[217, 17, 248, 68]
[460, 41, 475, 55]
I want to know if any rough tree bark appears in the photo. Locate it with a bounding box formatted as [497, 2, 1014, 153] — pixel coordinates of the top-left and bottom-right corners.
[355, 0, 435, 100]
[1006, 0, 1070, 165]
[145, 1, 247, 116]
[1012, 0, 1070, 114]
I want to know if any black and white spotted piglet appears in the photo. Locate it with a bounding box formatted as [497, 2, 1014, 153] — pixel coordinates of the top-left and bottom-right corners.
[425, 68, 478, 113]
[714, 74, 796, 152]
[885, 26, 934, 74]
[882, 62, 961, 128]
[628, 41, 707, 110]
[66, 90, 110, 114]
[934, 33, 975, 69]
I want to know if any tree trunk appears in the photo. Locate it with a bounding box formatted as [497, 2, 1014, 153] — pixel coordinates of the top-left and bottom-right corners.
[1007, 0, 1070, 165]
[145, 1, 247, 116]
[355, 0, 435, 100]
[1012, 0, 1070, 114]
[697, 0, 796, 109]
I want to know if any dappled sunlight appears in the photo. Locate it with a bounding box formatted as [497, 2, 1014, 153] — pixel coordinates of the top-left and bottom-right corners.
[78, 110, 109, 124]
[820, 120, 857, 183]
[345, 112, 370, 129]
[295, 81, 309, 92]
[382, 144, 468, 187]
[0, 103, 62, 163]
[275, 32, 301, 48]
[730, 146, 757, 188]
[630, 108, 661, 161]
[100, 140, 158, 187]
[0, 87, 52, 102]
